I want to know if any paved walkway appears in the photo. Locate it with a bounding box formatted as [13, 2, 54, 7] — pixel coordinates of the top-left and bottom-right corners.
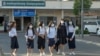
[0, 33, 100, 56]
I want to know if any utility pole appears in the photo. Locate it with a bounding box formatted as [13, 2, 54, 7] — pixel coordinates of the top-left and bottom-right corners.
[81, 0, 84, 38]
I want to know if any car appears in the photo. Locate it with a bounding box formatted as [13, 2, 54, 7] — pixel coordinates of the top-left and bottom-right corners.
[84, 20, 100, 33]
[97, 27, 100, 35]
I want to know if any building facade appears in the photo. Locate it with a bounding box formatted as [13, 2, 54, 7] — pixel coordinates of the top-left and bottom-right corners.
[0, 0, 100, 31]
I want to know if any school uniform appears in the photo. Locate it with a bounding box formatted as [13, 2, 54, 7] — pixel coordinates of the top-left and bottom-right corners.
[47, 27, 56, 47]
[37, 27, 46, 49]
[9, 28, 19, 49]
[25, 29, 35, 48]
[67, 26, 76, 49]
[57, 24, 67, 45]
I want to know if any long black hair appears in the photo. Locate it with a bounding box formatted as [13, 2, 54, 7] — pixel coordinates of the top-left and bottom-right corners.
[58, 19, 65, 29]
[68, 21, 75, 28]
[26, 23, 35, 35]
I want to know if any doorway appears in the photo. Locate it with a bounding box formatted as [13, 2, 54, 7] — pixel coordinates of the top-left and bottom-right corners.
[24, 17, 31, 30]
[15, 17, 21, 31]
[0, 17, 4, 31]
[39, 16, 57, 26]
[0, 17, 4, 26]
[14, 17, 34, 31]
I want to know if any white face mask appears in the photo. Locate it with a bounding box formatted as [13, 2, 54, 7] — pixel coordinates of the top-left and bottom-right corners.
[61, 21, 64, 24]
[51, 24, 54, 27]
[69, 21, 72, 25]
[42, 24, 45, 27]
[29, 25, 33, 28]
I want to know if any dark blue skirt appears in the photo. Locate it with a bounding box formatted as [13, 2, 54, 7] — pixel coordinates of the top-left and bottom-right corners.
[27, 38, 34, 48]
[37, 36, 45, 49]
[68, 33, 76, 49]
[48, 38, 55, 47]
[11, 36, 19, 49]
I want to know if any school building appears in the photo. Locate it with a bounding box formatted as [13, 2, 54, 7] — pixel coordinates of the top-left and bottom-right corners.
[0, 0, 100, 31]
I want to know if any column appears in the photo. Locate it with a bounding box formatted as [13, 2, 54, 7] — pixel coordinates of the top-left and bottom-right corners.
[12, 9, 14, 21]
[61, 9, 64, 19]
[21, 17, 24, 31]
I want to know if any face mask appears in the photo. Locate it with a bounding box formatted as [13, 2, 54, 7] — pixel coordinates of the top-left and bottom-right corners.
[42, 24, 45, 27]
[51, 24, 54, 27]
[69, 21, 72, 25]
[29, 25, 33, 28]
[61, 21, 64, 24]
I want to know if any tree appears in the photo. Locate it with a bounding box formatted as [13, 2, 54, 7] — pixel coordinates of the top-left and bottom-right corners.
[73, 0, 92, 16]
[34, 14, 39, 28]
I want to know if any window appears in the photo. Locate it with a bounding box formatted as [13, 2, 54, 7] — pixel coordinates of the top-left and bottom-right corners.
[98, 21, 100, 25]
[84, 22, 97, 25]
[0, 17, 4, 26]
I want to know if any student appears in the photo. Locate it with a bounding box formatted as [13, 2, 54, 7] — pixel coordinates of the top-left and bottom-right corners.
[3, 20, 7, 32]
[25, 23, 35, 56]
[67, 21, 76, 55]
[37, 22, 47, 56]
[57, 19, 67, 56]
[47, 21, 56, 56]
[8, 21, 19, 56]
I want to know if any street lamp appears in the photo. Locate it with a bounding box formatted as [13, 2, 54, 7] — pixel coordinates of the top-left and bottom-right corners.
[81, 0, 84, 38]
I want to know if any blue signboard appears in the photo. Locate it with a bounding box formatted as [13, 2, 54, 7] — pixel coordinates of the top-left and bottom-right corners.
[13, 9, 35, 17]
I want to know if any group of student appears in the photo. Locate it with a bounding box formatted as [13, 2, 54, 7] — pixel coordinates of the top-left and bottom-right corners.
[8, 19, 76, 56]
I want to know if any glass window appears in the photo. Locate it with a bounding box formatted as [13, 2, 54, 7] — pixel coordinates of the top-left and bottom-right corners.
[0, 17, 4, 26]
[39, 16, 57, 26]
[98, 21, 100, 25]
[84, 22, 97, 25]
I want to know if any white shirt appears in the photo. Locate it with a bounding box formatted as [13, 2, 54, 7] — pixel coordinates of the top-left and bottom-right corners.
[68, 26, 75, 32]
[47, 27, 56, 38]
[27, 29, 34, 37]
[9, 28, 17, 37]
[68, 25, 75, 38]
[37, 27, 46, 35]
[25, 29, 35, 39]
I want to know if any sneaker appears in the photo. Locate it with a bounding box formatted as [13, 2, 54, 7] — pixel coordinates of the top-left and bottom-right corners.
[57, 50, 60, 54]
[12, 53, 16, 56]
[69, 52, 72, 55]
[40, 53, 42, 56]
[62, 52, 66, 56]
[42, 52, 46, 56]
[50, 53, 53, 56]
[72, 52, 76, 55]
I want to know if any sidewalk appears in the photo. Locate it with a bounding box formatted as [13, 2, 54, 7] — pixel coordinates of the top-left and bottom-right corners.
[4, 53, 100, 56]
[0, 32, 100, 56]
[76, 35, 100, 43]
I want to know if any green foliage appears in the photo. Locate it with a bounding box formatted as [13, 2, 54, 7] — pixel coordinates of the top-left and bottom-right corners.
[75, 28, 89, 34]
[73, 0, 92, 15]
[84, 28, 90, 34]
[76, 29, 80, 34]
[34, 14, 39, 28]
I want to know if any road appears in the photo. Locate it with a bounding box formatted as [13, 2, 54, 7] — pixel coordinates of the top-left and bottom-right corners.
[0, 32, 100, 56]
